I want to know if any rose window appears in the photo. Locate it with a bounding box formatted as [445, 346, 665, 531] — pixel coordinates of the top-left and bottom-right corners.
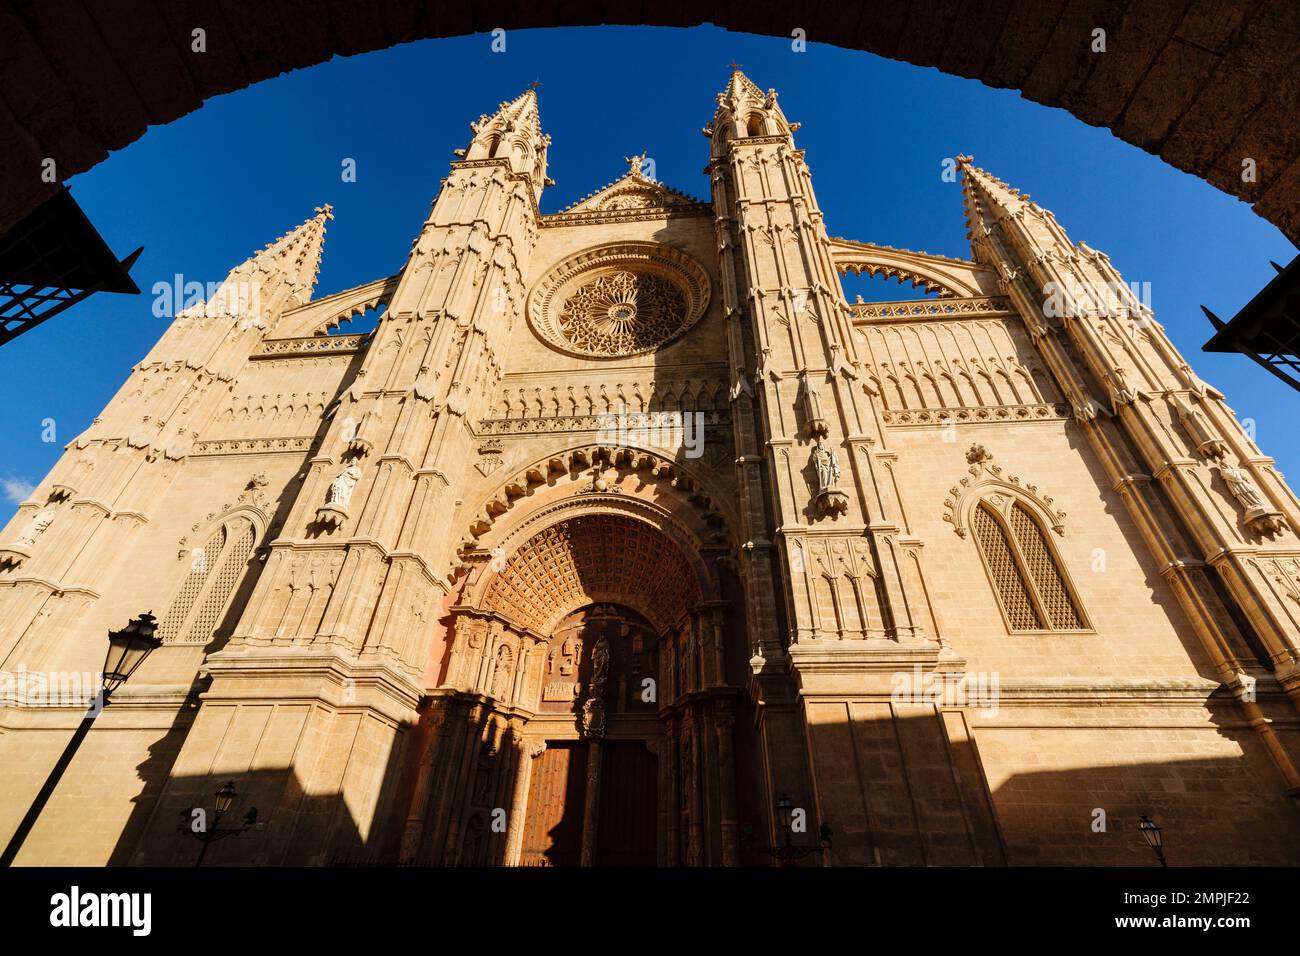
[556, 270, 687, 356]
[528, 242, 711, 358]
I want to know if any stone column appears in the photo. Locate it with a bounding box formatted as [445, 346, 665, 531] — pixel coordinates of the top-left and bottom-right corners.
[506, 740, 544, 866]
[715, 703, 740, 866]
[398, 707, 448, 861]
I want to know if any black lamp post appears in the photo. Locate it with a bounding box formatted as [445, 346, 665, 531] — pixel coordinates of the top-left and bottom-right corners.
[102, 612, 162, 697]
[0, 612, 162, 867]
[180, 780, 259, 867]
[742, 793, 833, 864]
[1137, 814, 1167, 867]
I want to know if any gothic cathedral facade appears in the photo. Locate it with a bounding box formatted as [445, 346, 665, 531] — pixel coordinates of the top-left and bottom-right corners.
[3, 73, 1299, 866]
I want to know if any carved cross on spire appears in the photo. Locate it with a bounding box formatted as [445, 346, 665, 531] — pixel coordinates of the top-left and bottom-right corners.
[728, 60, 744, 71]
[528, 79, 542, 91]
[314, 204, 335, 220]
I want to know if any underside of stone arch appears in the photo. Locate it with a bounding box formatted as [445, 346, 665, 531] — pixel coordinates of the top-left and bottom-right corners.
[4, 4, 1298, 244]
[480, 513, 705, 634]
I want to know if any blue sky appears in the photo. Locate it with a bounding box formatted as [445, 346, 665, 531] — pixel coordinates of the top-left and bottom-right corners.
[1, 25, 1294, 522]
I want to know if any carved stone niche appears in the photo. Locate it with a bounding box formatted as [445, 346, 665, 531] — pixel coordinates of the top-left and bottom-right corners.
[343, 401, 384, 459]
[1219, 462, 1287, 538]
[798, 371, 829, 439]
[1, 504, 57, 566]
[810, 438, 849, 517]
[316, 462, 362, 530]
[1174, 395, 1227, 461]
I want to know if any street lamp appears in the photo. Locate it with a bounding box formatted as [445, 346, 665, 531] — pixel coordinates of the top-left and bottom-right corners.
[0, 612, 162, 866]
[102, 612, 161, 698]
[180, 780, 259, 867]
[1138, 814, 1167, 867]
[742, 793, 833, 864]
[775, 793, 794, 833]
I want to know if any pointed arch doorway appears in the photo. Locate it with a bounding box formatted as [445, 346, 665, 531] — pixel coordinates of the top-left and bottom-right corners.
[401, 506, 749, 867]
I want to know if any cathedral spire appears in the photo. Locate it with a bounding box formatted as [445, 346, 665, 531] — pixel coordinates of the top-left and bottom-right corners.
[955, 154, 1035, 242]
[246, 203, 333, 304]
[183, 204, 332, 324]
[709, 68, 799, 148]
[460, 86, 551, 191]
[718, 67, 765, 113]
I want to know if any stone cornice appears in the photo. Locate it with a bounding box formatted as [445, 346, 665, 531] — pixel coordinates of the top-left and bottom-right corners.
[199, 648, 424, 723]
[191, 436, 316, 457]
[477, 409, 729, 437]
[539, 203, 712, 227]
[881, 403, 1070, 427]
[253, 333, 371, 358]
[849, 296, 1014, 322]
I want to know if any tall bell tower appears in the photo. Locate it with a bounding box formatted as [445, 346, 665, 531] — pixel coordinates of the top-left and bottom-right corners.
[711, 71, 1005, 863]
[130, 88, 551, 864]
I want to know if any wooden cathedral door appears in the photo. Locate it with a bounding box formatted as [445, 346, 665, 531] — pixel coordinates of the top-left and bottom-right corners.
[519, 742, 588, 867]
[596, 741, 658, 866]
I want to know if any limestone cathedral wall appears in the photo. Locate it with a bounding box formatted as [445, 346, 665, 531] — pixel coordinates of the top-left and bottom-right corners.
[881, 353, 1300, 865]
[2, 75, 1299, 867]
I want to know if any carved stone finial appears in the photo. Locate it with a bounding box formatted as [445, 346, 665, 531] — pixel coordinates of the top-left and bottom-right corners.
[966, 444, 993, 466]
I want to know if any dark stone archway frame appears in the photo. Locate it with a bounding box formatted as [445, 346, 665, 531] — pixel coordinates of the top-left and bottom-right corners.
[1, 1, 1298, 243]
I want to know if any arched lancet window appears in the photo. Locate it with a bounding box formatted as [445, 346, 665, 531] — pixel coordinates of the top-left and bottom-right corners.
[746, 113, 766, 137]
[157, 515, 258, 644]
[971, 501, 1085, 632]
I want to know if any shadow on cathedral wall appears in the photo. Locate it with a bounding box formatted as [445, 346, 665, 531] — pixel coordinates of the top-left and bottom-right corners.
[1060, 426, 1277, 678]
[989, 750, 1300, 867]
[100, 698, 1300, 866]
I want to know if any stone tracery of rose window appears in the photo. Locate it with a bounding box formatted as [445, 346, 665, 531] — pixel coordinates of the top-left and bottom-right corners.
[528, 242, 711, 359]
[556, 270, 687, 356]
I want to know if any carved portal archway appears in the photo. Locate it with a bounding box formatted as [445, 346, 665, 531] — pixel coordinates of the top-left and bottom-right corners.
[396, 510, 748, 866]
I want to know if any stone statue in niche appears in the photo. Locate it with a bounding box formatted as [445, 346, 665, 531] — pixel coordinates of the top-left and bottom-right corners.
[1220, 463, 1266, 510]
[1219, 462, 1287, 536]
[812, 440, 840, 490]
[580, 630, 611, 738]
[492, 645, 514, 702]
[326, 462, 362, 506]
[591, 634, 609, 686]
[316, 462, 362, 529]
[810, 438, 849, 517]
